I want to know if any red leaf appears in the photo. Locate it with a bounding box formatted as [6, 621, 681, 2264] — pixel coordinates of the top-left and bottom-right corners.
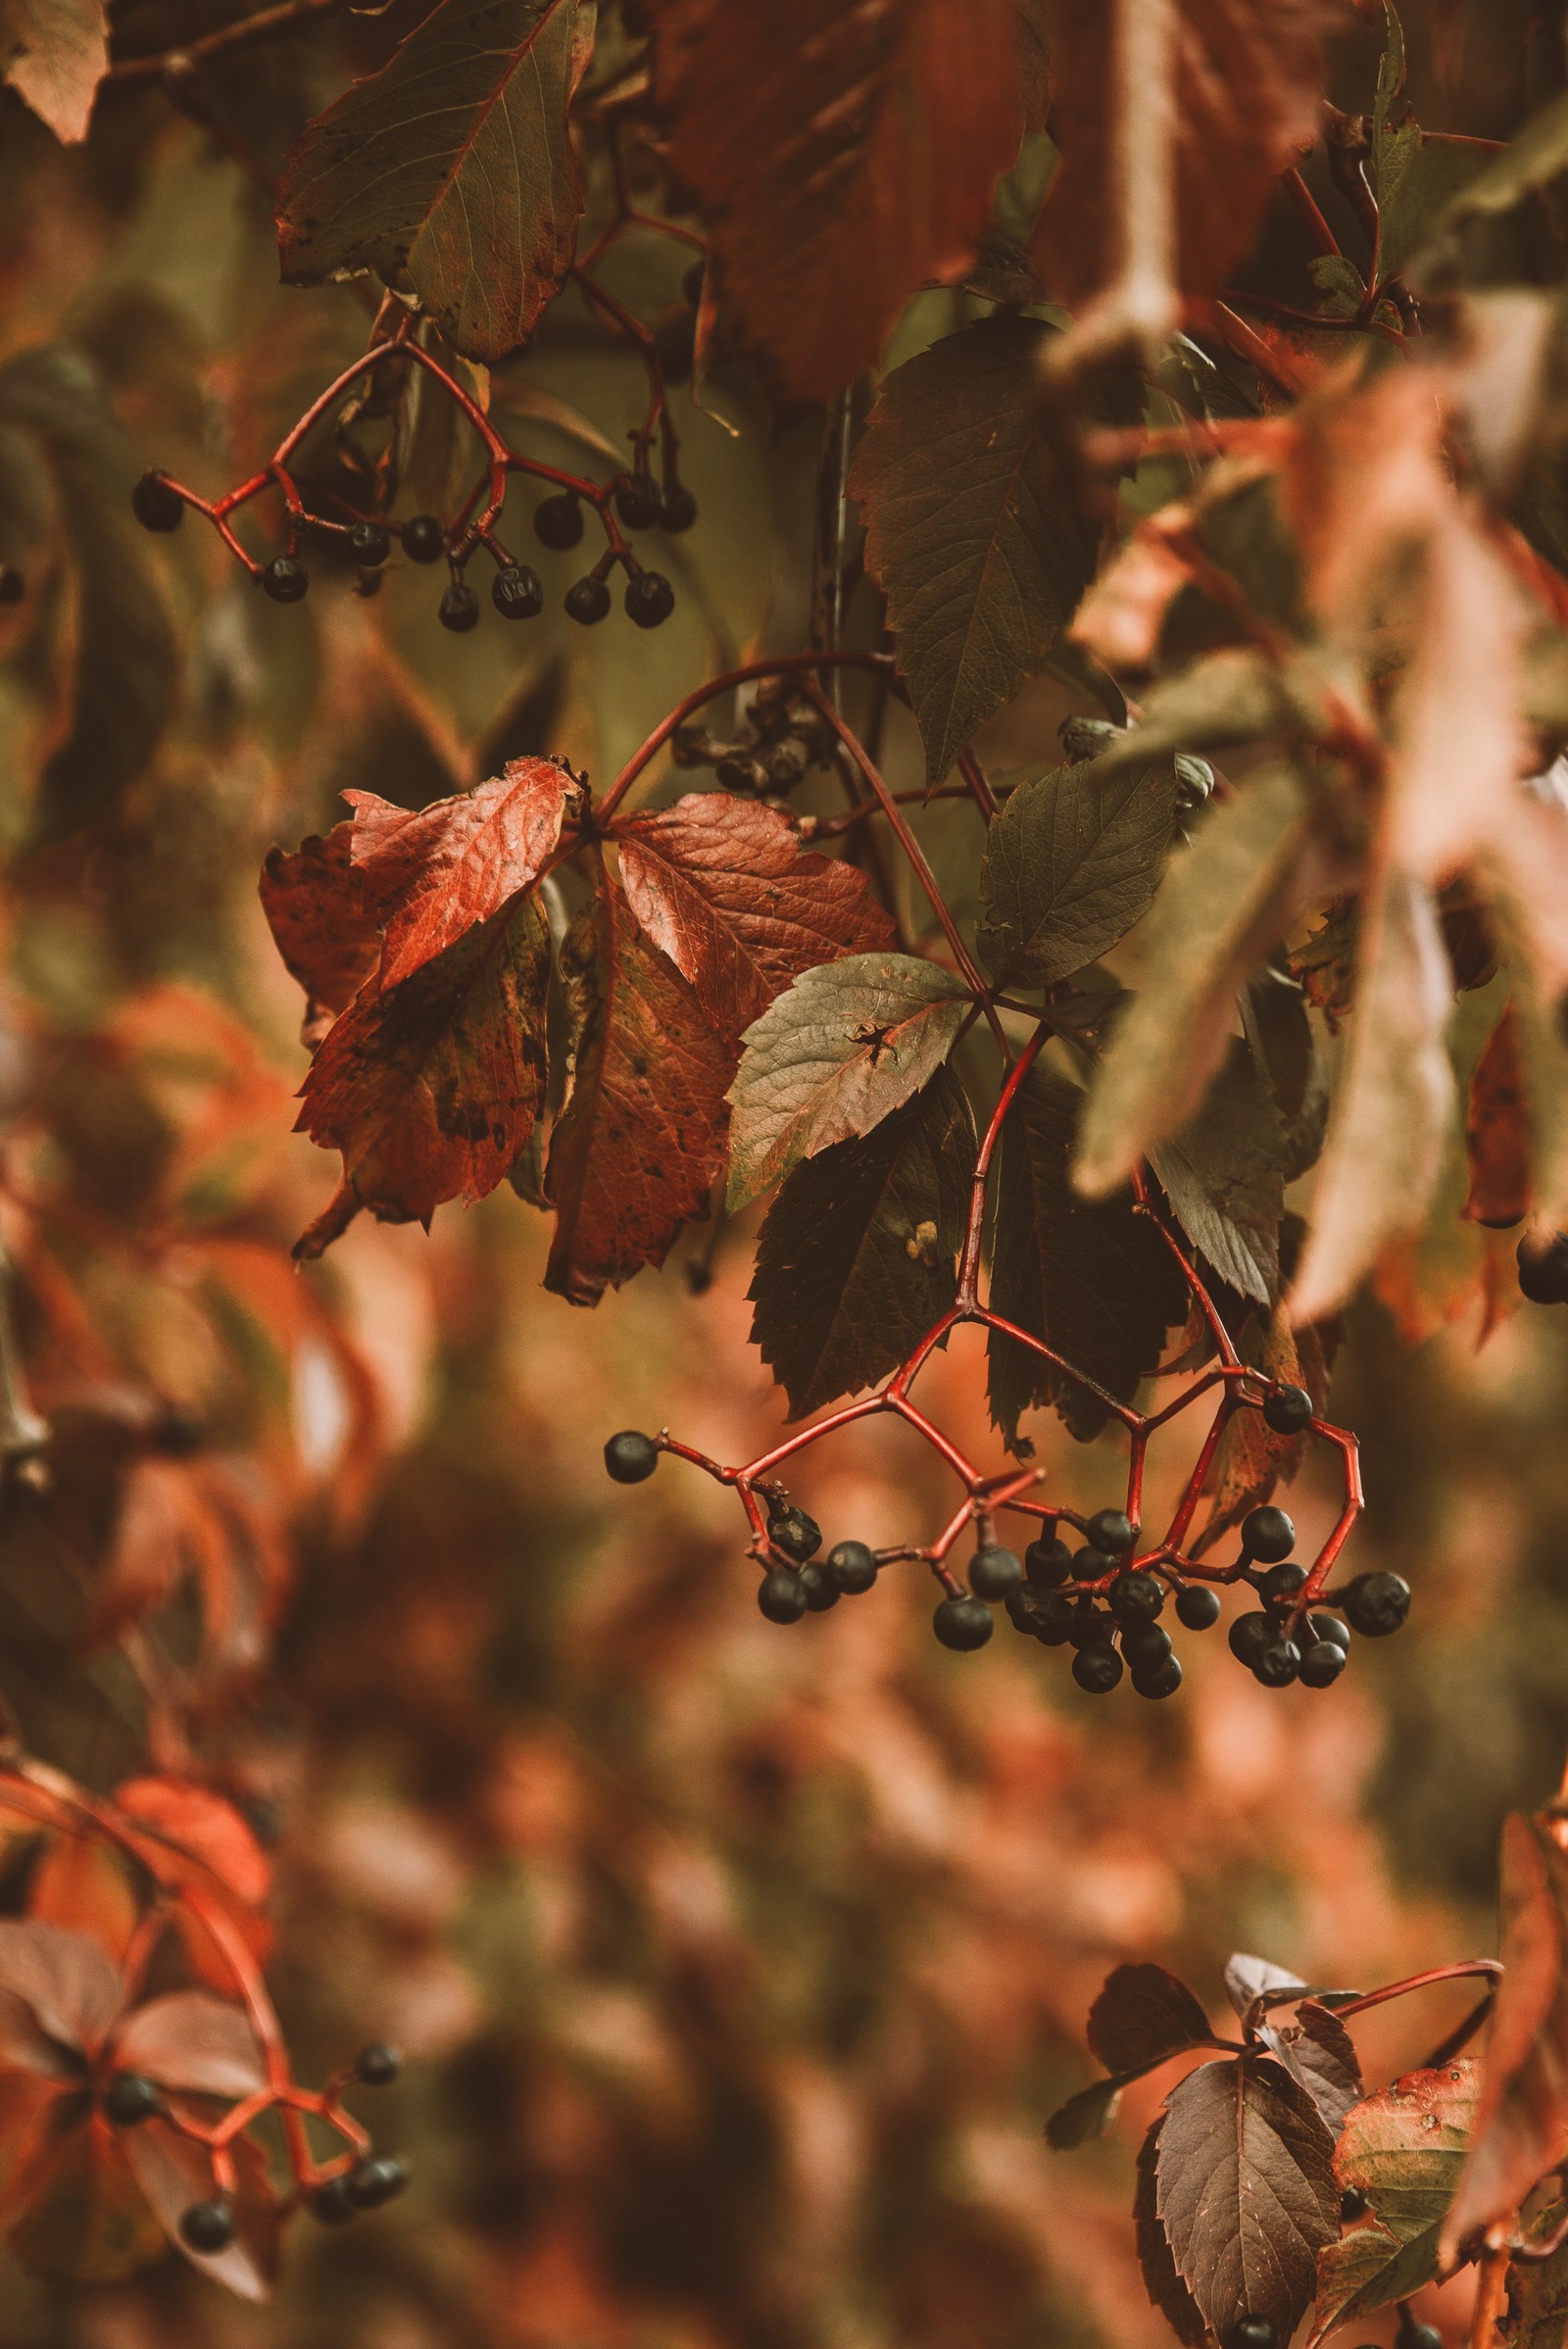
[545, 880, 732, 1304]
[112, 1992, 267, 2098]
[612, 793, 896, 1038]
[654, 0, 1037, 401]
[112, 1779, 271, 1915]
[1463, 1000, 1531, 1229]
[120, 2116, 279, 2301]
[0, 1922, 122, 2058]
[27, 1835, 139, 1967]
[347, 758, 577, 988]
[81, 1456, 230, 1653]
[258, 824, 379, 1048]
[9, 2109, 167, 2285]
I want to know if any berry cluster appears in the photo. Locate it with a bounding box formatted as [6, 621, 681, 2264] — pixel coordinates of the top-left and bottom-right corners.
[668, 672, 842, 799]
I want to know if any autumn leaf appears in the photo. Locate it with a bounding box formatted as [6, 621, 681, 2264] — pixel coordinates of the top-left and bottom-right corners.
[851, 319, 1100, 783]
[612, 792, 896, 1040]
[653, 0, 1036, 401]
[1312, 2060, 1479, 2339]
[1046, 2076, 1127, 2151]
[1196, 1302, 1335, 1550]
[747, 1071, 974, 1421]
[259, 824, 380, 1048]
[1262, 2001, 1364, 2139]
[276, 0, 597, 364]
[112, 1779, 271, 1915]
[1223, 1952, 1307, 2025]
[9, 2113, 167, 2286]
[118, 2122, 280, 2301]
[1371, 2, 1497, 281]
[0, 0, 107, 141]
[1136, 2119, 1208, 2348]
[1463, 1001, 1531, 1229]
[1087, 1964, 1219, 2077]
[545, 880, 732, 1305]
[1149, 1038, 1288, 1305]
[725, 954, 971, 1212]
[0, 1919, 122, 2055]
[976, 758, 1178, 990]
[112, 1992, 266, 2099]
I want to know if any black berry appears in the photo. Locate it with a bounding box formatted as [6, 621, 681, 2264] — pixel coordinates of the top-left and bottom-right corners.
[402, 514, 446, 563]
[132, 471, 184, 532]
[969, 1544, 1022, 1601]
[0, 564, 23, 603]
[533, 493, 584, 551]
[1229, 2322, 1277, 2349]
[564, 574, 612, 624]
[604, 1431, 659, 1484]
[178, 2199, 234, 2254]
[714, 752, 764, 793]
[262, 555, 308, 604]
[826, 1540, 876, 1594]
[1175, 1586, 1221, 1630]
[769, 1507, 821, 1562]
[1308, 1613, 1350, 1652]
[355, 569, 383, 599]
[1108, 1570, 1164, 1624]
[355, 2042, 402, 2087]
[1255, 1638, 1301, 1688]
[311, 2175, 357, 2225]
[1518, 1232, 1568, 1304]
[1263, 1384, 1314, 1435]
[1340, 2184, 1368, 2222]
[758, 1568, 807, 1625]
[1068, 1602, 1114, 1651]
[660, 482, 698, 533]
[492, 563, 544, 618]
[1086, 1509, 1137, 1555]
[1228, 1610, 1272, 1666]
[1132, 1652, 1183, 1699]
[1260, 1562, 1307, 1603]
[615, 474, 662, 531]
[438, 581, 480, 633]
[105, 2072, 160, 2126]
[348, 518, 391, 566]
[1298, 1639, 1347, 1688]
[1242, 1506, 1295, 1563]
[1072, 1643, 1124, 1694]
[1025, 1537, 1073, 1588]
[346, 2155, 407, 2210]
[1022, 1589, 1074, 1645]
[798, 1562, 839, 1613]
[1343, 1571, 1411, 1638]
[624, 570, 675, 629]
[933, 1594, 993, 1652]
[1072, 1545, 1117, 1583]
[1120, 1621, 1172, 1670]
[1396, 2325, 1441, 2349]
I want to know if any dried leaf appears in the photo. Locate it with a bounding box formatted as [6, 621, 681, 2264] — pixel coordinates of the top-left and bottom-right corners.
[976, 759, 1178, 990]
[1312, 2060, 1479, 2338]
[259, 825, 380, 1049]
[0, 0, 107, 141]
[1087, 1964, 1218, 2076]
[1464, 1001, 1531, 1229]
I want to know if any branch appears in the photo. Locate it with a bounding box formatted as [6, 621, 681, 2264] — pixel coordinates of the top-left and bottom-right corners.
[107, 0, 351, 80]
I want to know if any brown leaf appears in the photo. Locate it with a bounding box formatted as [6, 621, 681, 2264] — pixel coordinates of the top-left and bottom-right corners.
[0, 0, 108, 141]
[1264, 2001, 1364, 2139]
[258, 825, 379, 1050]
[1087, 1964, 1219, 2077]
[1135, 2115, 1208, 2348]
[1223, 1952, 1306, 2025]
[1464, 1001, 1531, 1230]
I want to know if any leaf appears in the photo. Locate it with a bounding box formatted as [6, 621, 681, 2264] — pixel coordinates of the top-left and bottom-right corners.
[1243, 966, 1329, 1183]
[1312, 2060, 1479, 2339]
[1156, 2055, 1340, 2343]
[1442, 1814, 1568, 2259]
[111, 1995, 267, 2100]
[986, 1064, 1189, 1447]
[1089, 648, 1327, 779]
[851, 319, 1100, 783]
[275, 0, 597, 365]
[120, 2119, 280, 2301]
[724, 954, 971, 1212]
[0, 1922, 121, 2056]
[259, 825, 380, 1050]
[1136, 2118, 1208, 2348]
[112, 1779, 271, 1915]
[1265, 2001, 1363, 2139]
[653, 0, 1037, 402]
[294, 897, 552, 1253]
[1196, 1302, 1334, 1550]
[747, 1070, 975, 1421]
[1087, 1964, 1218, 2078]
[1422, 87, 1568, 239]
[613, 792, 896, 1040]
[1464, 1001, 1531, 1229]
[545, 881, 732, 1305]
[10, 2111, 166, 2286]
[1372, 4, 1495, 282]
[1289, 866, 1456, 1325]
[0, 0, 107, 141]
[1507, 2203, 1568, 2349]
[1075, 766, 1336, 1199]
[1224, 1952, 1306, 2025]
[348, 759, 577, 989]
[976, 759, 1178, 989]
[1046, 2076, 1125, 2151]
[1150, 1038, 1288, 1305]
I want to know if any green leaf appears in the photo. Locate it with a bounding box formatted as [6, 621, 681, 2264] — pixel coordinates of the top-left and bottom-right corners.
[977, 759, 1177, 989]
[724, 954, 971, 1211]
[276, 0, 597, 365]
[987, 1064, 1189, 1447]
[1150, 1038, 1288, 1304]
[852, 318, 1099, 783]
[1310, 2060, 1478, 2342]
[1373, 3, 1495, 281]
[747, 1070, 975, 1420]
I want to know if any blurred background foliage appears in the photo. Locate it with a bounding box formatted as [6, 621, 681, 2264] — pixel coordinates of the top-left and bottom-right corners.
[0, 0, 1565, 2342]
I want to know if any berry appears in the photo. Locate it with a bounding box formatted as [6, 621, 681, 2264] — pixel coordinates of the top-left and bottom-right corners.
[355, 2042, 401, 2087]
[1344, 1571, 1411, 1639]
[345, 2155, 407, 2210]
[262, 555, 308, 604]
[1229, 2323, 1277, 2349]
[1242, 1506, 1295, 1563]
[355, 570, 383, 599]
[604, 1431, 659, 1484]
[1019, 1589, 1074, 1645]
[614, 474, 662, 531]
[1025, 1537, 1073, 1589]
[533, 493, 584, 551]
[1518, 1232, 1568, 1304]
[1308, 1613, 1350, 1652]
[492, 563, 544, 619]
[1086, 1509, 1137, 1555]
[1263, 1385, 1314, 1436]
[1340, 2185, 1368, 2223]
[564, 573, 612, 624]
[933, 1594, 994, 1652]
[1072, 1546, 1118, 1583]
[1068, 1602, 1114, 1651]
[178, 2199, 234, 2254]
[1175, 1586, 1221, 1631]
[1108, 1571, 1164, 1623]
[402, 514, 446, 563]
[625, 570, 676, 629]
[1298, 1639, 1347, 1688]
[714, 753, 764, 793]
[1072, 1643, 1123, 1694]
[105, 2072, 160, 2126]
[1228, 1610, 1272, 1666]
[969, 1544, 1022, 1601]
[826, 1540, 877, 1594]
[348, 518, 391, 566]
[311, 2175, 357, 2226]
[132, 471, 184, 532]
[758, 1568, 807, 1624]
[1255, 1638, 1301, 1688]
[1396, 2325, 1441, 2349]
[682, 257, 706, 310]
[1260, 1562, 1308, 1603]
[659, 482, 698, 533]
[1132, 1653, 1183, 1699]
[769, 1507, 821, 1562]
[0, 565, 23, 603]
[438, 581, 480, 633]
[798, 1562, 839, 1613]
[1120, 1621, 1172, 1670]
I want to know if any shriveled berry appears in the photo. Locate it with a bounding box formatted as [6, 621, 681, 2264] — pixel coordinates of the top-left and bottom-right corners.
[1086, 1509, 1137, 1556]
[614, 475, 662, 531]
[1255, 1639, 1301, 1688]
[770, 1507, 821, 1562]
[659, 482, 698, 533]
[1132, 1653, 1183, 1699]
[1175, 1586, 1221, 1630]
[604, 1431, 659, 1484]
[1025, 1537, 1073, 1589]
[1518, 1231, 1568, 1304]
[969, 1545, 1022, 1601]
[1242, 1506, 1295, 1563]
[492, 563, 544, 618]
[1260, 1562, 1308, 1603]
[355, 2042, 402, 2087]
[1108, 1571, 1163, 1624]
[1068, 1602, 1113, 1651]
[262, 555, 308, 604]
[826, 1541, 877, 1594]
[0, 564, 23, 603]
[1229, 2322, 1277, 2349]
[1263, 1384, 1314, 1435]
[798, 1562, 839, 1613]
[933, 1594, 993, 1652]
[132, 471, 184, 532]
[758, 1569, 807, 1625]
[624, 570, 675, 629]
[402, 514, 446, 564]
[1298, 1639, 1347, 1688]
[1228, 1610, 1272, 1666]
[346, 2155, 407, 2210]
[1308, 1613, 1350, 1652]
[178, 2199, 234, 2253]
[438, 581, 480, 633]
[533, 494, 584, 551]
[105, 2072, 160, 2126]
[564, 573, 612, 624]
[1120, 1621, 1172, 1670]
[1344, 1571, 1411, 1638]
[348, 518, 391, 566]
[1072, 1643, 1123, 1694]
[311, 2175, 357, 2225]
